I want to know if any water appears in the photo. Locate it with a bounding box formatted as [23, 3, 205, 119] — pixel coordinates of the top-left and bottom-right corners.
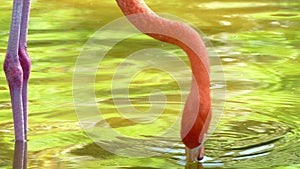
[0, 0, 299, 168]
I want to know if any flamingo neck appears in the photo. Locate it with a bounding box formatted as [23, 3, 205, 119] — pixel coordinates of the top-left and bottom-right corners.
[116, 0, 211, 148]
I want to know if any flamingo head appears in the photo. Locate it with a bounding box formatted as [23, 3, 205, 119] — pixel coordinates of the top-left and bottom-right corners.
[185, 144, 205, 162]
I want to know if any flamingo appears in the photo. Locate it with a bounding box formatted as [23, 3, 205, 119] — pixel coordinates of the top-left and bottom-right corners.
[5, 0, 211, 162]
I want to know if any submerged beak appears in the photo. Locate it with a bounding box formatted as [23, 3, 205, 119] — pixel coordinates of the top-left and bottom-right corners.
[185, 145, 205, 162]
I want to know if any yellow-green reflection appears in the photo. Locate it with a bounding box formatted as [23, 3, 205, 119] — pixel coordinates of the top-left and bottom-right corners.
[0, 0, 299, 168]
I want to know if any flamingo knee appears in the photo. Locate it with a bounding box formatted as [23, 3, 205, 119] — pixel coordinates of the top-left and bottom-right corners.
[4, 55, 25, 141]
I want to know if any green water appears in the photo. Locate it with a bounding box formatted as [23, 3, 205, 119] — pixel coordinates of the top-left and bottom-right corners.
[0, 0, 299, 168]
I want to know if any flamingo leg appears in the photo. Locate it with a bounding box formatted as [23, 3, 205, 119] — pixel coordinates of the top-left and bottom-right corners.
[19, 0, 31, 139]
[4, 0, 31, 142]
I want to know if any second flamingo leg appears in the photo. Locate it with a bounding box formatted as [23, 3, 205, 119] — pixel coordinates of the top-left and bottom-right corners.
[19, 0, 31, 139]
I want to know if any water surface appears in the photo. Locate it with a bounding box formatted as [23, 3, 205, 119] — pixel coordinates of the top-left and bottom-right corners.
[0, 0, 299, 168]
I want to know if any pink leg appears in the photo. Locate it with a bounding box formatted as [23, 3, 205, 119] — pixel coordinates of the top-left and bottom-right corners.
[19, 0, 31, 139]
[4, 61, 24, 141]
[18, 48, 31, 139]
[4, 0, 27, 141]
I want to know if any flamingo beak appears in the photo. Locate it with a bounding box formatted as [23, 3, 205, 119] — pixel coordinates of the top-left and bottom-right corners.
[185, 145, 205, 162]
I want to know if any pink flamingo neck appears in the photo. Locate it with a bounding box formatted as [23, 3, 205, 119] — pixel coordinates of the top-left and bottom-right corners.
[116, 0, 211, 149]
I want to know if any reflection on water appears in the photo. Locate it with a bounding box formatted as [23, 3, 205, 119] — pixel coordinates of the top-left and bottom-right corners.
[0, 0, 299, 168]
[13, 142, 27, 169]
[185, 162, 204, 169]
